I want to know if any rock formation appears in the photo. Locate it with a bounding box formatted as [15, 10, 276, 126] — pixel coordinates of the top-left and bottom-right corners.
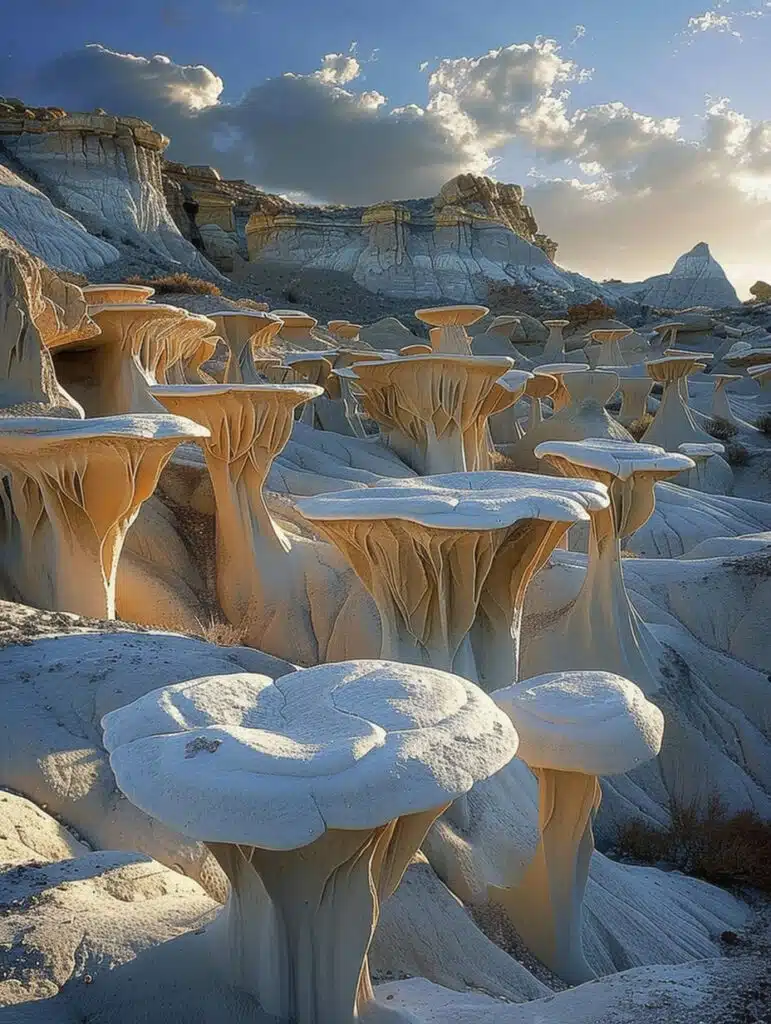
[610, 243, 740, 309]
[0, 104, 220, 280]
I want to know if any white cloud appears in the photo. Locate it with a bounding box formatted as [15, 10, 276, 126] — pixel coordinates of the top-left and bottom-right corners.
[24, 38, 581, 203]
[687, 10, 741, 37]
[314, 53, 362, 85]
[13, 38, 771, 292]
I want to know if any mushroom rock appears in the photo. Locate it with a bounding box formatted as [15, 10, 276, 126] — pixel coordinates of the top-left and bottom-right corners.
[0, 232, 86, 417]
[533, 363, 589, 411]
[330, 365, 370, 438]
[152, 383, 384, 665]
[709, 373, 743, 425]
[527, 439, 693, 694]
[400, 342, 433, 356]
[541, 319, 570, 361]
[501, 369, 632, 473]
[675, 442, 733, 495]
[81, 283, 155, 306]
[416, 305, 489, 355]
[487, 368, 533, 446]
[210, 310, 283, 384]
[335, 322, 363, 344]
[614, 367, 654, 427]
[471, 316, 532, 366]
[160, 312, 219, 386]
[299, 472, 608, 689]
[523, 372, 558, 431]
[352, 353, 514, 474]
[276, 311, 325, 349]
[629, 243, 740, 309]
[651, 321, 686, 350]
[641, 356, 714, 448]
[748, 360, 771, 395]
[51, 303, 187, 416]
[0, 621, 293, 896]
[585, 328, 633, 368]
[491, 670, 664, 983]
[0, 414, 209, 619]
[101, 659, 518, 1023]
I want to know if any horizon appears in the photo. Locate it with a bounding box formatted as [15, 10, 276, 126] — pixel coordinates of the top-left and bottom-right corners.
[2, 0, 770, 298]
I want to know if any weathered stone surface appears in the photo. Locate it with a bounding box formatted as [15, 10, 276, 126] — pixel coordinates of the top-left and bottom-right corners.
[0, 229, 90, 416]
[0, 165, 118, 274]
[610, 243, 740, 310]
[0, 108, 220, 279]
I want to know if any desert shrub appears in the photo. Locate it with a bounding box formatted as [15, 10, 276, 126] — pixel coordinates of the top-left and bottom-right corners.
[566, 298, 616, 326]
[486, 281, 544, 317]
[724, 442, 750, 466]
[754, 412, 771, 435]
[281, 282, 302, 304]
[236, 298, 270, 312]
[195, 618, 250, 647]
[627, 413, 653, 440]
[616, 796, 771, 892]
[706, 417, 738, 440]
[125, 273, 221, 296]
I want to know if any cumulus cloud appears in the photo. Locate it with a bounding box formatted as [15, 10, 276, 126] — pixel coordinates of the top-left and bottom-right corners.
[20, 39, 581, 204]
[527, 98, 771, 294]
[687, 10, 741, 37]
[682, 1, 771, 42]
[9, 38, 771, 292]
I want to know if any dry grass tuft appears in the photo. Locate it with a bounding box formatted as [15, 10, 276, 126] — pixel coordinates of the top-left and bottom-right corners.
[754, 412, 771, 435]
[724, 441, 751, 466]
[566, 298, 617, 326]
[195, 619, 250, 646]
[616, 796, 771, 892]
[627, 413, 653, 440]
[707, 417, 739, 441]
[125, 273, 221, 296]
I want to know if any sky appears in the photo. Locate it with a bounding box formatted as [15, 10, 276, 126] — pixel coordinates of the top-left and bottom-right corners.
[1, 0, 770, 296]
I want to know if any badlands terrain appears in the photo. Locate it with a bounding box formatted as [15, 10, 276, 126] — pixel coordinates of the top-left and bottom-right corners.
[0, 98, 770, 1024]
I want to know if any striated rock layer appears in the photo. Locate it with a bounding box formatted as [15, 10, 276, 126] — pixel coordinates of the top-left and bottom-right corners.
[0, 104, 221, 280]
[608, 242, 740, 310]
[163, 164, 626, 308]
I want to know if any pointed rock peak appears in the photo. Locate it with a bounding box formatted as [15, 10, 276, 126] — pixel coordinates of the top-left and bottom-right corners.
[684, 242, 711, 258]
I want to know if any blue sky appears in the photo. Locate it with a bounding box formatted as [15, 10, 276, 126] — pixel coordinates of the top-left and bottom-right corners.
[1, 0, 770, 292]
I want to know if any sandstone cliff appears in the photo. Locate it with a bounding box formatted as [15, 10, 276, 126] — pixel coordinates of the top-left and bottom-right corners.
[0, 100, 221, 281]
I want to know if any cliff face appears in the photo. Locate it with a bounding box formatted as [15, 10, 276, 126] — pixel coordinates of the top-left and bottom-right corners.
[0, 163, 119, 275]
[0, 101, 219, 279]
[160, 163, 588, 304]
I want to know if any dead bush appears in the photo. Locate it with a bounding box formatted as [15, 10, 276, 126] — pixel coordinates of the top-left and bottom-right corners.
[724, 442, 751, 466]
[754, 412, 771, 435]
[706, 417, 738, 441]
[627, 413, 653, 440]
[125, 273, 221, 296]
[566, 298, 617, 326]
[616, 796, 771, 892]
